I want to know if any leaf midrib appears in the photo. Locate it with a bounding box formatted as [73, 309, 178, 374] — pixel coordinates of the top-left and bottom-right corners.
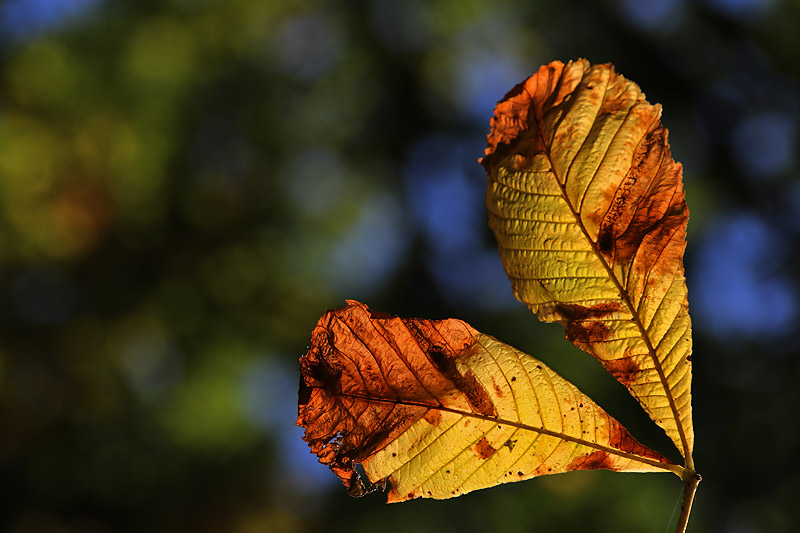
[533, 74, 692, 466]
[331, 390, 682, 475]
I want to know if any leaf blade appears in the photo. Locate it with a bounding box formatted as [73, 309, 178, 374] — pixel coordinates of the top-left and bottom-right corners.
[481, 59, 694, 462]
[297, 300, 679, 502]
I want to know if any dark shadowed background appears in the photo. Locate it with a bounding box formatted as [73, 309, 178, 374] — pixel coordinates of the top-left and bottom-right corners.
[1, 0, 798, 531]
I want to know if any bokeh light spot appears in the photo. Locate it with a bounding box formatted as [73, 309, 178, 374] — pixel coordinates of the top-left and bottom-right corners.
[616, 0, 685, 32]
[240, 358, 336, 498]
[369, 0, 432, 51]
[281, 148, 347, 219]
[732, 111, 796, 178]
[692, 213, 797, 340]
[0, 0, 101, 41]
[275, 11, 344, 80]
[327, 193, 410, 297]
[705, 0, 776, 20]
[405, 135, 518, 310]
[118, 322, 183, 403]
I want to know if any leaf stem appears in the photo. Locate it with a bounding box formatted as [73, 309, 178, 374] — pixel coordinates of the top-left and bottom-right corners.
[674, 470, 701, 533]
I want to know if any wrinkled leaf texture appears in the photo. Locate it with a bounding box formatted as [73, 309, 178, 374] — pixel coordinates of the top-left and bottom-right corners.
[298, 301, 678, 501]
[297, 58, 694, 503]
[481, 59, 693, 462]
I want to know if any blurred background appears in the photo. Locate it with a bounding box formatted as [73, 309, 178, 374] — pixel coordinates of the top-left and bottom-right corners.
[0, 0, 798, 531]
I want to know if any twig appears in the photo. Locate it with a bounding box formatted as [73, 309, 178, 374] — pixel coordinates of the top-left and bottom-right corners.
[674, 470, 701, 533]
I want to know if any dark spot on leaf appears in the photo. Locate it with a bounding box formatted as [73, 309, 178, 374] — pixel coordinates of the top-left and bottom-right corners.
[503, 439, 517, 452]
[298, 375, 313, 406]
[427, 345, 447, 366]
[556, 302, 621, 321]
[566, 320, 612, 346]
[424, 409, 442, 427]
[511, 376, 517, 382]
[475, 437, 496, 459]
[493, 381, 504, 398]
[597, 228, 613, 253]
[426, 345, 497, 418]
[568, 450, 615, 471]
[304, 339, 341, 390]
[517, 471, 524, 476]
[601, 356, 640, 387]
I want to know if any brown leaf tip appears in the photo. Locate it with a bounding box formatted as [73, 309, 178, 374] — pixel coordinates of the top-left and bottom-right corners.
[606, 418, 674, 464]
[297, 300, 503, 499]
[296, 301, 415, 495]
[481, 59, 596, 172]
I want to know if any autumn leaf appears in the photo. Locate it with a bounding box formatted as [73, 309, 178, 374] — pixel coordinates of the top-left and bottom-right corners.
[481, 59, 693, 464]
[297, 300, 680, 502]
[297, 59, 700, 532]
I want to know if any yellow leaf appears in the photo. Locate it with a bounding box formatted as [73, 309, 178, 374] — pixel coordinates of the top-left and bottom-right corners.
[481, 59, 693, 463]
[297, 301, 679, 502]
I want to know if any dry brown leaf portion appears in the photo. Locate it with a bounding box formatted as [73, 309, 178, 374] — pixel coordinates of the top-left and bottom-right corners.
[481, 59, 693, 462]
[298, 300, 679, 502]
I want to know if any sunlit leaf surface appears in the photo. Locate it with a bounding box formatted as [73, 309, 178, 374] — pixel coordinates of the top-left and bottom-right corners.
[481, 59, 693, 460]
[297, 301, 678, 502]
